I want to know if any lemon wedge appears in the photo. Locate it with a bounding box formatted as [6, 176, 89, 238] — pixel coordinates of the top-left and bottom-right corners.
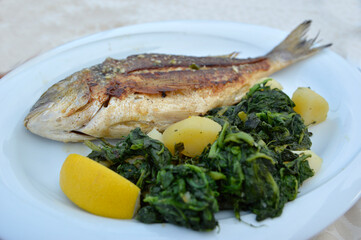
[60, 153, 140, 219]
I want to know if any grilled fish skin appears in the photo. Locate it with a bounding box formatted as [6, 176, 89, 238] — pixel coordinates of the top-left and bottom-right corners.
[24, 20, 331, 142]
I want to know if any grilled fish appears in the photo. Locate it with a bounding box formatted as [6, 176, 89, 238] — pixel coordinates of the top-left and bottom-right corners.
[24, 21, 331, 142]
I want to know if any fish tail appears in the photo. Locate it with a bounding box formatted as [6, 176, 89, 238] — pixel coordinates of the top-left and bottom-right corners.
[266, 20, 332, 67]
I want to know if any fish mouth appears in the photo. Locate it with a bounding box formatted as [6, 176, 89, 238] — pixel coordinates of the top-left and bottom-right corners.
[68, 130, 96, 141]
[25, 114, 96, 142]
[70, 130, 94, 137]
[24, 98, 102, 142]
[50, 130, 96, 142]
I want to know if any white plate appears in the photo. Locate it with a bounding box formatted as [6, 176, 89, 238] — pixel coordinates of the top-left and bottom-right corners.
[1, 20, 361, 240]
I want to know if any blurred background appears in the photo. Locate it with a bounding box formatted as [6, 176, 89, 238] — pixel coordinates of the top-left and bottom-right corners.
[0, 0, 360, 239]
[1, 0, 360, 74]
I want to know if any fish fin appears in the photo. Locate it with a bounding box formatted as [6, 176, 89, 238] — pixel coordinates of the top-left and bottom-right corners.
[266, 20, 332, 65]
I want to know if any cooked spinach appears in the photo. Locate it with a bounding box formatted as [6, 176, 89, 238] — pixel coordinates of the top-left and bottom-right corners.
[137, 164, 219, 231]
[85, 128, 172, 188]
[207, 80, 312, 151]
[196, 122, 313, 221]
[86, 79, 315, 231]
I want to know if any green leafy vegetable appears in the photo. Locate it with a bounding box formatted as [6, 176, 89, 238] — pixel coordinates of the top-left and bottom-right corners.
[85, 79, 315, 231]
[137, 164, 219, 231]
[208, 80, 312, 151]
[86, 128, 172, 188]
[196, 121, 313, 221]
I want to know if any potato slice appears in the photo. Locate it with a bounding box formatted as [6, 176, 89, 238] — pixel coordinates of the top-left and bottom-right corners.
[163, 116, 222, 157]
[292, 87, 329, 125]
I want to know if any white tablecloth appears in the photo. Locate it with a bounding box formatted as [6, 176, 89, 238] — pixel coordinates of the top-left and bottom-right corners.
[1, 0, 360, 239]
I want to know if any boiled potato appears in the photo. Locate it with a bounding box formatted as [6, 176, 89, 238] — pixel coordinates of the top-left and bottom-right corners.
[266, 78, 283, 90]
[292, 87, 329, 125]
[163, 116, 222, 157]
[147, 127, 164, 143]
[293, 150, 323, 174]
[257, 78, 283, 90]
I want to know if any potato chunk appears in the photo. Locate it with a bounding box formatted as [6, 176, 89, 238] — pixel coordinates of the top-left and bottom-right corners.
[266, 78, 284, 90]
[163, 116, 222, 157]
[305, 150, 323, 174]
[293, 150, 323, 174]
[292, 87, 329, 125]
[257, 78, 284, 90]
[147, 127, 164, 143]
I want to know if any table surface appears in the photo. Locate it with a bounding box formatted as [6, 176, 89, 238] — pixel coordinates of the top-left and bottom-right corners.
[1, 0, 360, 239]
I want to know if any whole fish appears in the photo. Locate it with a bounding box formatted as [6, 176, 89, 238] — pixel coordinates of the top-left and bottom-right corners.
[24, 21, 331, 142]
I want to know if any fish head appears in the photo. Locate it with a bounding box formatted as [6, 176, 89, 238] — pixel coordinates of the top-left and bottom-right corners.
[24, 70, 103, 142]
